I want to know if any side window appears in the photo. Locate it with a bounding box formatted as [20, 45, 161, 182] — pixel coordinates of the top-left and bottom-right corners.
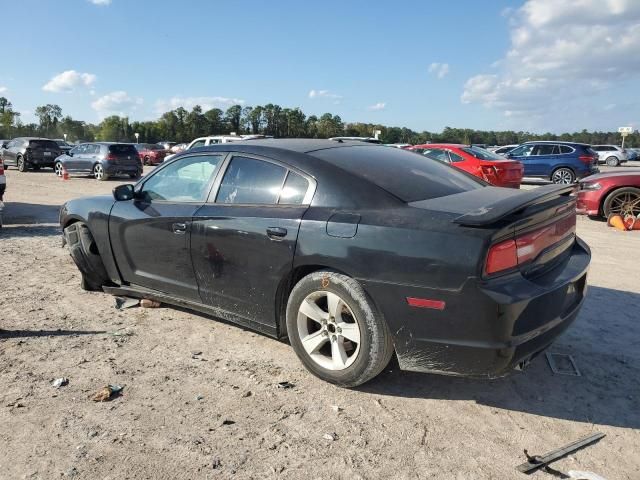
[216, 156, 287, 205]
[279, 171, 310, 205]
[509, 145, 534, 157]
[86, 144, 97, 155]
[533, 145, 557, 155]
[591, 146, 602, 152]
[190, 140, 206, 149]
[448, 151, 464, 162]
[422, 149, 450, 163]
[559, 145, 573, 154]
[75, 145, 88, 155]
[141, 155, 223, 202]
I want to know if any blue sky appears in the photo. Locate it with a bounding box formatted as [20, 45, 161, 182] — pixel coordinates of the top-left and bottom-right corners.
[1, 0, 639, 133]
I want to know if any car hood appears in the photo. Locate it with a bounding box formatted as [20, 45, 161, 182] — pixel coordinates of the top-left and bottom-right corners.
[579, 170, 640, 182]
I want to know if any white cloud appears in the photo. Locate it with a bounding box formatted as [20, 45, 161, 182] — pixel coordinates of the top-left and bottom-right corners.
[91, 91, 143, 118]
[308, 89, 342, 100]
[43, 70, 96, 93]
[0, 86, 7, 94]
[367, 102, 386, 111]
[88, 0, 111, 5]
[428, 63, 450, 79]
[154, 96, 245, 113]
[462, 0, 640, 129]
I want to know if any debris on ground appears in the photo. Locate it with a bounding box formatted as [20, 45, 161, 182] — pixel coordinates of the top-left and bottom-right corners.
[91, 384, 124, 402]
[221, 419, 235, 426]
[140, 299, 161, 308]
[546, 352, 581, 376]
[330, 405, 343, 413]
[195, 394, 204, 401]
[568, 471, 607, 480]
[52, 378, 69, 388]
[516, 432, 605, 474]
[241, 391, 252, 398]
[211, 457, 222, 470]
[114, 296, 140, 310]
[323, 432, 338, 441]
[277, 381, 295, 390]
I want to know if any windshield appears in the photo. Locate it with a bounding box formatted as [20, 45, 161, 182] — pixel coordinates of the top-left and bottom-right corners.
[151, 144, 165, 150]
[313, 145, 485, 202]
[459, 146, 504, 160]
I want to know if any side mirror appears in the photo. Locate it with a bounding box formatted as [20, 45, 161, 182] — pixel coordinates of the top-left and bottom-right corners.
[113, 184, 135, 201]
[1, 143, 7, 149]
[67, 151, 74, 157]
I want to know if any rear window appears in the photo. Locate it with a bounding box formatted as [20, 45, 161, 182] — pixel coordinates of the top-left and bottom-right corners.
[109, 144, 138, 155]
[313, 145, 485, 202]
[459, 146, 504, 160]
[29, 140, 59, 149]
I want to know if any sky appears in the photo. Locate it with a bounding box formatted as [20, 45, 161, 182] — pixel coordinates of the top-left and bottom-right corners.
[1, 0, 639, 133]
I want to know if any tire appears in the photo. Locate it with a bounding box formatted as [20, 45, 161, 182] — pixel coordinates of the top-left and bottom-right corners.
[143, 156, 150, 166]
[605, 156, 620, 167]
[602, 187, 640, 218]
[286, 270, 394, 387]
[129, 170, 141, 179]
[551, 167, 575, 184]
[93, 163, 109, 181]
[17, 155, 27, 172]
[54, 161, 64, 177]
[64, 222, 110, 291]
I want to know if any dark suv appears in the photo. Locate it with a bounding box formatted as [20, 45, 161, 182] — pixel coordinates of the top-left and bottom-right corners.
[0, 137, 63, 172]
[506, 141, 599, 184]
[54, 142, 142, 181]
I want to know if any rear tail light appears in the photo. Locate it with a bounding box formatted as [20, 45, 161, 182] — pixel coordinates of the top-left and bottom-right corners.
[480, 165, 499, 183]
[484, 214, 577, 276]
[106, 153, 117, 161]
[0, 160, 4, 175]
[578, 155, 594, 164]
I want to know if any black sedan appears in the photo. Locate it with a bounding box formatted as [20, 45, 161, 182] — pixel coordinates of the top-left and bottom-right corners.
[59, 139, 590, 387]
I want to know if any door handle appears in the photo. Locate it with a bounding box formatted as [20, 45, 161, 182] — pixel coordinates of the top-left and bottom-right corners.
[172, 222, 187, 234]
[266, 227, 287, 239]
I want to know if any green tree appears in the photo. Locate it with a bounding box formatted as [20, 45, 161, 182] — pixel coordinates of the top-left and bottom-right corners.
[34, 104, 63, 136]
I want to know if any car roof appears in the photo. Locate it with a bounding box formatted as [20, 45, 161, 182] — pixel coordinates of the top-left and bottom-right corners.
[522, 140, 590, 146]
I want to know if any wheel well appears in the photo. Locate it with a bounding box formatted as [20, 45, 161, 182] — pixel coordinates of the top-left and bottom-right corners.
[274, 264, 350, 339]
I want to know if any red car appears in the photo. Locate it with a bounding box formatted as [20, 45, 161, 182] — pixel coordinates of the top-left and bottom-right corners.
[577, 171, 640, 218]
[135, 143, 167, 165]
[409, 144, 524, 188]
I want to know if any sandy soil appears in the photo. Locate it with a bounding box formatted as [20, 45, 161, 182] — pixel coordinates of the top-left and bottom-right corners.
[1, 166, 639, 480]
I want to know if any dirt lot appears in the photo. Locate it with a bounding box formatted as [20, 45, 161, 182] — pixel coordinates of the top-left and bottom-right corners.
[1, 166, 639, 480]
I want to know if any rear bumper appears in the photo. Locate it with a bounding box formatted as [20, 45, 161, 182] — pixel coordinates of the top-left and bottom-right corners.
[27, 156, 55, 167]
[361, 237, 590, 378]
[104, 164, 140, 175]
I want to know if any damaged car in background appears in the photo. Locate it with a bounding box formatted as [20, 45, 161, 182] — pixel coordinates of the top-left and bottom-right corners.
[59, 139, 590, 387]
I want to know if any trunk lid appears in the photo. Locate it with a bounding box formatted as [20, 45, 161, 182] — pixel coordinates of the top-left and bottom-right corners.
[409, 184, 577, 277]
[108, 144, 140, 166]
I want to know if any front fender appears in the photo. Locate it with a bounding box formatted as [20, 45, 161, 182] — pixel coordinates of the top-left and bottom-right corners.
[60, 195, 122, 284]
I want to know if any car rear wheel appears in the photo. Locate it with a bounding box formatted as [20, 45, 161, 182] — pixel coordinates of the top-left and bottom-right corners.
[54, 161, 64, 177]
[17, 156, 27, 172]
[551, 167, 575, 184]
[63, 222, 110, 291]
[93, 163, 108, 181]
[144, 156, 150, 166]
[605, 156, 620, 167]
[286, 270, 394, 387]
[603, 187, 640, 218]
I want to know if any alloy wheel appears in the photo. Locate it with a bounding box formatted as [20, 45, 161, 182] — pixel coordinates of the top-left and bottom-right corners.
[17, 157, 25, 172]
[93, 164, 104, 180]
[296, 290, 361, 371]
[54, 162, 63, 177]
[608, 191, 640, 217]
[552, 168, 574, 184]
[606, 156, 619, 167]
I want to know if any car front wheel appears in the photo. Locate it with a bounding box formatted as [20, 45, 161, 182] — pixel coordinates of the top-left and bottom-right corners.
[286, 270, 394, 387]
[17, 156, 27, 172]
[603, 187, 640, 218]
[93, 163, 108, 181]
[551, 167, 575, 184]
[54, 161, 64, 177]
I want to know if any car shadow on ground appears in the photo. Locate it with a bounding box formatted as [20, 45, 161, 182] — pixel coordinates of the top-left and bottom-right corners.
[358, 285, 640, 430]
[0, 329, 106, 339]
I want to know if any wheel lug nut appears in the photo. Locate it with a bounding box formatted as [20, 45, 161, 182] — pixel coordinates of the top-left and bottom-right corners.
[332, 335, 337, 342]
[337, 327, 342, 333]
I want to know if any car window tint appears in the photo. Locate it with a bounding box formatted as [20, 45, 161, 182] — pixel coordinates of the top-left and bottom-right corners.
[191, 140, 206, 148]
[509, 145, 534, 156]
[29, 139, 59, 149]
[533, 145, 557, 155]
[559, 145, 573, 154]
[448, 151, 465, 162]
[313, 145, 485, 202]
[279, 171, 309, 204]
[217, 156, 287, 205]
[141, 155, 222, 202]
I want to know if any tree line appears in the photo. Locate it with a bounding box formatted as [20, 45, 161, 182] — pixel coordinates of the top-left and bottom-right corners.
[0, 96, 637, 147]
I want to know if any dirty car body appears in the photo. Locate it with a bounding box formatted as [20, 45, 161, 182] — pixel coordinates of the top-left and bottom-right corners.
[60, 140, 590, 381]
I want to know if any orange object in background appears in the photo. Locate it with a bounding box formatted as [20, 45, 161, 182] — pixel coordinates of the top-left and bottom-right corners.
[62, 167, 69, 181]
[624, 215, 640, 230]
[607, 214, 628, 231]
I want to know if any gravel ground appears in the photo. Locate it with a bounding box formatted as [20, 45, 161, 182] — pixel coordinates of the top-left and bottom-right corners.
[1, 165, 639, 480]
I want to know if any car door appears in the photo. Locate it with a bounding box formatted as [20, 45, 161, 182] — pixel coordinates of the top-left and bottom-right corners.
[190, 154, 314, 332]
[508, 144, 537, 176]
[109, 153, 225, 301]
[2, 140, 16, 166]
[529, 144, 559, 176]
[66, 144, 87, 171]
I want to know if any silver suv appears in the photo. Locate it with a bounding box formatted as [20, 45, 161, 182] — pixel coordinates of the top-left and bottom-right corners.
[591, 145, 628, 167]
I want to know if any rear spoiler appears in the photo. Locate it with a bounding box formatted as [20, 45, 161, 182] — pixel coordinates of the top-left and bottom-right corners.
[454, 184, 576, 227]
